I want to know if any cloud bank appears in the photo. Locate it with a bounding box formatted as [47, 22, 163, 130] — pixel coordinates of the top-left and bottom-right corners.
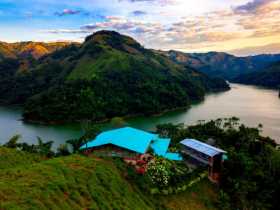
[1, 0, 280, 55]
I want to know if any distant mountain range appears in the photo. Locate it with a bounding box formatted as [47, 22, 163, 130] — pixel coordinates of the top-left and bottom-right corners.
[0, 41, 76, 73]
[163, 50, 280, 80]
[233, 62, 280, 89]
[2, 40, 279, 83]
[0, 41, 73, 60]
[0, 31, 229, 124]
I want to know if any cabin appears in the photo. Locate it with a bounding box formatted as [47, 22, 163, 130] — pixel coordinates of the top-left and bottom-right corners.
[180, 139, 227, 183]
[80, 127, 182, 161]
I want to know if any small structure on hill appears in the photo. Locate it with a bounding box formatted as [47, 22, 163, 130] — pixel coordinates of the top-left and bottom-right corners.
[180, 139, 227, 183]
[80, 127, 182, 161]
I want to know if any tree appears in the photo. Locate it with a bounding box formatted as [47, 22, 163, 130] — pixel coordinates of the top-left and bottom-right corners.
[19, 142, 37, 153]
[80, 121, 101, 142]
[110, 117, 126, 128]
[66, 138, 84, 153]
[35, 137, 54, 157]
[66, 124, 101, 153]
[56, 144, 70, 156]
[156, 123, 183, 139]
[4, 134, 21, 148]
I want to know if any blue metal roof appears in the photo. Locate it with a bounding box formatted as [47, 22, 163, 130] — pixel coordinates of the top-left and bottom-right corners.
[150, 138, 170, 156]
[80, 127, 156, 154]
[164, 153, 183, 161]
[80, 127, 183, 161]
[180, 139, 226, 157]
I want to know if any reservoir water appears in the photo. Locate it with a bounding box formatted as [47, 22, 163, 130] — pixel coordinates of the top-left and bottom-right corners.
[0, 83, 279, 147]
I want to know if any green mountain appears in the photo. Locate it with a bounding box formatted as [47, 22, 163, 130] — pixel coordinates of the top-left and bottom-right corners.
[0, 31, 229, 123]
[0, 147, 218, 210]
[165, 50, 280, 80]
[233, 62, 280, 88]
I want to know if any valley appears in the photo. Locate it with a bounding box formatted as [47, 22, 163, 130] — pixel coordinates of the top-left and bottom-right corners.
[1, 0, 280, 209]
[0, 29, 278, 210]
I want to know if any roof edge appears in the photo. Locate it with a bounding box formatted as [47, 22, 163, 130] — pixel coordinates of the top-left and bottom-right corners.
[180, 139, 227, 154]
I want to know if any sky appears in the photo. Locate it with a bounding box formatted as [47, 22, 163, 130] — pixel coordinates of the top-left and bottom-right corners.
[0, 0, 279, 56]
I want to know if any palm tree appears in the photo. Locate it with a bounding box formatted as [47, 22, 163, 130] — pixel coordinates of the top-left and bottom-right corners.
[4, 134, 21, 148]
[66, 138, 84, 153]
[66, 123, 101, 153]
[56, 144, 70, 156]
[36, 137, 54, 157]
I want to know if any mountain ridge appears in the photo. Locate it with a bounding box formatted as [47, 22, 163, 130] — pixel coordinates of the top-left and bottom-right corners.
[233, 61, 280, 88]
[163, 50, 280, 80]
[0, 41, 77, 60]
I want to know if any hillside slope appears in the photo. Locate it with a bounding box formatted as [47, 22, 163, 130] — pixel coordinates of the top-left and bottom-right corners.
[0, 147, 45, 170]
[233, 62, 280, 88]
[165, 50, 280, 80]
[0, 147, 218, 210]
[0, 41, 73, 60]
[0, 30, 229, 123]
[0, 148, 156, 210]
[0, 41, 75, 77]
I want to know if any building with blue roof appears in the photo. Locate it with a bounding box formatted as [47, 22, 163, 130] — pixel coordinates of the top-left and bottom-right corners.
[180, 139, 226, 157]
[80, 127, 182, 161]
[180, 138, 227, 183]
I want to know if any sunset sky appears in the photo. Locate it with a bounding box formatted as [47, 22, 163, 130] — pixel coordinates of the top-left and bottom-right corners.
[0, 0, 279, 56]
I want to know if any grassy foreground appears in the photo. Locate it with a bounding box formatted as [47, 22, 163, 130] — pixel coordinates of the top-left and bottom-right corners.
[160, 180, 218, 210]
[0, 147, 218, 210]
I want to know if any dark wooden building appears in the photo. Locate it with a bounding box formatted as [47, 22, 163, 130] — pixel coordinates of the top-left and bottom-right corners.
[180, 139, 227, 183]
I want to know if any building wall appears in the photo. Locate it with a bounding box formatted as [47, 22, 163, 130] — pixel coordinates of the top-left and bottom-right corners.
[181, 146, 210, 165]
[180, 145, 224, 183]
[83, 145, 139, 158]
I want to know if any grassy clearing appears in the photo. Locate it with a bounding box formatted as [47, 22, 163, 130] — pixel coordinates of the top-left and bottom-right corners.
[68, 49, 131, 81]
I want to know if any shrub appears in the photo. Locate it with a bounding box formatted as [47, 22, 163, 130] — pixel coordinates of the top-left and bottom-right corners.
[147, 158, 171, 187]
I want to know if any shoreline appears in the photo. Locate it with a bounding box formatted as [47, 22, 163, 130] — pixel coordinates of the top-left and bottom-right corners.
[6, 87, 231, 127]
[22, 104, 193, 126]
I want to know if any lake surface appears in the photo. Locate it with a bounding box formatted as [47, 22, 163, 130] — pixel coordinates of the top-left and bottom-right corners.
[0, 83, 279, 148]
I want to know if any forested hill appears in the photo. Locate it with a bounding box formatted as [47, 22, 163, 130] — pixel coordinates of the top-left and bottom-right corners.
[233, 62, 280, 88]
[164, 50, 280, 80]
[0, 30, 229, 124]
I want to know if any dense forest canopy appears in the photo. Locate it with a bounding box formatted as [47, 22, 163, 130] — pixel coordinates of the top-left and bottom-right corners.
[0, 30, 229, 124]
